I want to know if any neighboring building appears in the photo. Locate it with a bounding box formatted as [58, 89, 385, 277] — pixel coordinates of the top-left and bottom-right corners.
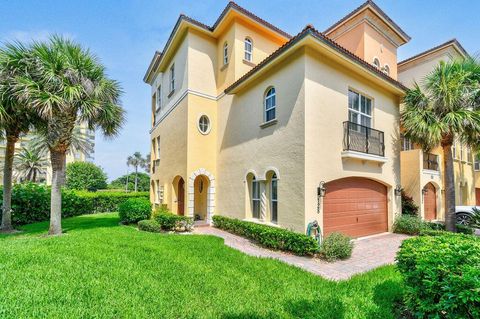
[145, 1, 409, 238]
[0, 124, 95, 184]
[397, 39, 473, 221]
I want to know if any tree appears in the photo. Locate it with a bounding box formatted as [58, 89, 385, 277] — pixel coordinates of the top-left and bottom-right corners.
[14, 144, 48, 183]
[109, 172, 150, 192]
[0, 41, 34, 232]
[66, 162, 108, 191]
[401, 58, 480, 232]
[13, 36, 124, 235]
[127, 152, 147, 192]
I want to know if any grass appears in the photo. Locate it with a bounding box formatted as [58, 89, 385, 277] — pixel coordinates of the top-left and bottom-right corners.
[0, 213, 404, 318]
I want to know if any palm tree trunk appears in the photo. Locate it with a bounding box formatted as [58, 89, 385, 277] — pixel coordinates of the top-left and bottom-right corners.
[32, 170, 37, 183]
[48, 149, 66, 235]
[1, 135, 18, 231]
[134, 167, 138, 192]
[442, 143, 457, 232]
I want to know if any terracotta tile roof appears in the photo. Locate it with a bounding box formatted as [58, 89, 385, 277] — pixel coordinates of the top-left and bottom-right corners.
[324, 0, 410, 42]
[225, 25, 407, 94]
[398, 39, 468, 66]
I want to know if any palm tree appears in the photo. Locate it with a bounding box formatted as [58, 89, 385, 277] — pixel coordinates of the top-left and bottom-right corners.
[127, 152, 146, 192]
[13, 36, 124, 235]
[402, 58, 480, 232]
[0, 41, 33, 232]
[14, 144, 48, 182]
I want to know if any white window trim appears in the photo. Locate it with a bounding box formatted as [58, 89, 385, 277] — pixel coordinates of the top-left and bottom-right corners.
[244, 38, 252, 62]
[223, 42, 228, 65]
[373, 57, 380, 68]
[383, 64, 390, 75]
[197, 114, 211, 135]
[348, 89, 373, 127]
[264, 87, 276, 122]
[169, 64, 175, 93]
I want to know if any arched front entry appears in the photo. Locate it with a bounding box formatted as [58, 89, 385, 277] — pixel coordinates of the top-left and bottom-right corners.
[323, 177, 388, 238]
[188, 169, 215, 222]
[193, 175, 210, 220]
[423, 182, 437, 221]
[173, 177, 185, 216]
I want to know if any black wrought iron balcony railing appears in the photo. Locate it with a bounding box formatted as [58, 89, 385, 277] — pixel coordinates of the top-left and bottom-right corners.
[343, 121, 385, 157]
[423, 152, 439, 171]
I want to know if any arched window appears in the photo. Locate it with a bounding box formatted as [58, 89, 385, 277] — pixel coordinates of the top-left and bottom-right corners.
[373, 58, 380, 68]
[264, 87, 276, 122]
[271, 173, 278, 223]
[383, 64, 390, 75]
[223, 42, 228, 65]
[244, 38, 253, 61]
[251, 176, 260, 219]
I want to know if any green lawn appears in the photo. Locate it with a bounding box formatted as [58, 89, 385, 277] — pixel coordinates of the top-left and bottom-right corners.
[0, 213, 404, 318]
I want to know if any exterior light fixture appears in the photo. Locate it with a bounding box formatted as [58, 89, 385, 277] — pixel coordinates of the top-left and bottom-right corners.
[422, 187, 428, 196]
[394, 185, 402, 197]
[317, 181, 327, 198]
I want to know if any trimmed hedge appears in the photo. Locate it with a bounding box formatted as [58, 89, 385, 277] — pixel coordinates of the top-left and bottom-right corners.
[118, 198, 151, 224]
[393, 215, 425, 235]
[138, 219, 162, 233]
[154, 213, 193, 232]
[320, 232, 353, 261]
[397, 234, 480, 318]
[0, 183, 149, 226]
[212, 215, 319, 256]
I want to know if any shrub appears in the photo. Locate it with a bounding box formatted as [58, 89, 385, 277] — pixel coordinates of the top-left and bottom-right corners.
[393, 215, 425, 235]
[138, 219, 162, 233]
[154, 213, 193, 232]
[418, 229, 446, 237]
[401, 191, 419, 216]
[456, 223, 475, 235]
[66, 162, 108, 191]
[396, 234, 480, 318]
[212, 215, 319, 256]
[0, 182, 150, 226]
[423, 221, 445, 231]
[319, 232, 353, 261]
[118, 198, 151, 224]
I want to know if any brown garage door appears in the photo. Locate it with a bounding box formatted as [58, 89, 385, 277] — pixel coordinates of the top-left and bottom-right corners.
[423, 183, 437, 221]
[323, 177, 388, 238]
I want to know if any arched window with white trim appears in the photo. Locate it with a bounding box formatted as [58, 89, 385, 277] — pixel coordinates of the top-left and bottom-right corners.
[383, 64, 390, 75]
[264, 87, 276, 122]
[270, 172, 278, 223]
[373, 58, 380, 68]
[244, 37, 252, 61]
[223, 42, 228, 65]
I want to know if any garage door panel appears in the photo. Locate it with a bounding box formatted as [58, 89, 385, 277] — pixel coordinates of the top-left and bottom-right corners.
[323, 177, 388, 238]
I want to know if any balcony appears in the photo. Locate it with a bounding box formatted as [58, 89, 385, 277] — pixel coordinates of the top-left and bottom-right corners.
[342, 121, 385, 161]
[423, 152, 439, 171]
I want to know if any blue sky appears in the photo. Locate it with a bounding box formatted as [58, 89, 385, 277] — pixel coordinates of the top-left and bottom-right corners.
[0, 0, 478, 180]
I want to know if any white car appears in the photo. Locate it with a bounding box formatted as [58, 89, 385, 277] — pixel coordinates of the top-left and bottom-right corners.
[455, 206, 479, 225]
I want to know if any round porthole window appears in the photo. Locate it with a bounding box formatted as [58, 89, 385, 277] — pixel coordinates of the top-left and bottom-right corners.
[198, 115, 211, 135]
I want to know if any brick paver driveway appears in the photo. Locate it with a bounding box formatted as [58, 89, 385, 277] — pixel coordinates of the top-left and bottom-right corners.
[193, 226, 410, 281]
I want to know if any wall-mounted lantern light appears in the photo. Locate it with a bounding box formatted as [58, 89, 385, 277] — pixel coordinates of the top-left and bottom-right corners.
[317, 181, 327, 214]
[422, 187, 428, 196]
[317, 181, 327, 198]
[394, 185, 402, 197]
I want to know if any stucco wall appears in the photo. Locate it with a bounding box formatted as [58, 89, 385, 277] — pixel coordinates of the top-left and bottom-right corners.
[216, 51, 307, 232]
[304, 48, 402, 232]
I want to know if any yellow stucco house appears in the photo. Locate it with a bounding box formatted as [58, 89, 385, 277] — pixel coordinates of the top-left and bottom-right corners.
[397, 39, 475, 221]
[144, 1, 414, 238]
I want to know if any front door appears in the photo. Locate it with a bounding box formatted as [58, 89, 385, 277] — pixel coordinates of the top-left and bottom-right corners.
[424, 183, 437, 221]
[178, 178, 185, 216]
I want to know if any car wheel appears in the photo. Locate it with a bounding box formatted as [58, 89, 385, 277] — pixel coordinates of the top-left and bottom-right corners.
[456, 213, 472, 225]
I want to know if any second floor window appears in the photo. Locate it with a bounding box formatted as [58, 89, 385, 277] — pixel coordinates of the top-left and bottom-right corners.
[475, 155, 480, 171]
[169, 64, 175, 93]
[401, 134, 413, 151]
[244, 38, 252, 61]
[264, 87, 276, 122]
[223, 42, 228, 65]
[383, 64, 390, 75]
[373, 58, 380, 68]
[348, 89, 372, 127]
[156, 86, 162, 110]
[156, 136, 161, 159]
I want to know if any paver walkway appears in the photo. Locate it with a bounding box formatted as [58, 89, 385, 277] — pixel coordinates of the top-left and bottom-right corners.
[193, 226, 410, 280]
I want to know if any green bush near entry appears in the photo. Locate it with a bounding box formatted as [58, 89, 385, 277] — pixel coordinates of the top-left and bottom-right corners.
[393, 215, 425, 235]
[154, 213, 193, 232]
[138, 219, 162, 233]
[319, 232, 353, 262]
[118, 198, 151, 224]
[212, 215, 319, 256]
[397, 234, 480, 318]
